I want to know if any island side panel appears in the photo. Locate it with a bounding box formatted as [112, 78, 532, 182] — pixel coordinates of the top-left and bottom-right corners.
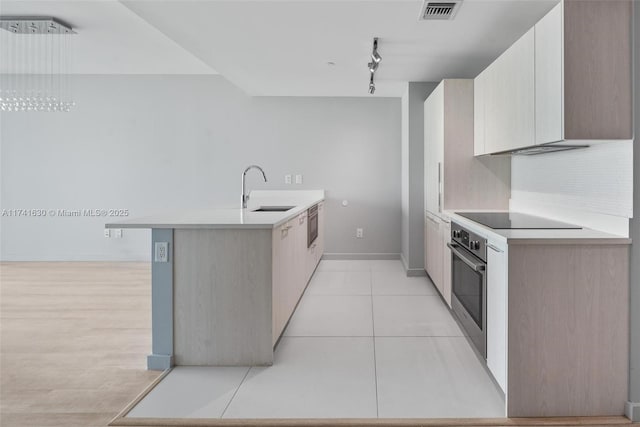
[507, 244, 629, 417]
[173, 228, 273, 366]
[148, 228, 174, 370]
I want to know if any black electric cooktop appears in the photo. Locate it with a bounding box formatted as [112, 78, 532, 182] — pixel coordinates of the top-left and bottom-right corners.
[455, 212, 582, 230]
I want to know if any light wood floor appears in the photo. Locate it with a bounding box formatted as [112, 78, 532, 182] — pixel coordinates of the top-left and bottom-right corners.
[0, 262, 161, 427]
[0, 262, 634, 427]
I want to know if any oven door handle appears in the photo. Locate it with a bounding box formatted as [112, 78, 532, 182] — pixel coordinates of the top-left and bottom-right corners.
[447, 242, 486, 273]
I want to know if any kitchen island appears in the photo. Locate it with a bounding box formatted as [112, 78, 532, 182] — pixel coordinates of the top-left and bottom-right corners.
[106, 190, 325, 369]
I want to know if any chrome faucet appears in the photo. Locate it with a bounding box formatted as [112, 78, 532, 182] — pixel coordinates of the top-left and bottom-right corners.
[241, 165, 267, 209]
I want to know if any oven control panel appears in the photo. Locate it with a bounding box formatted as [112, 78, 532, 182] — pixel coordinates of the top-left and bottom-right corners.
[451, 222, 487, 262]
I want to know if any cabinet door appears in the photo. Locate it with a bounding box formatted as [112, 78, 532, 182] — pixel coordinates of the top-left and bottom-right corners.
[425, 213, 443, 295]
[424, 83, 444, 215]
[317, 203, 325, 263]
[441, 220, 452, 308]
[295, 214, 307, 295]
[424, 213, 429, 274]
[486, 239, 507, 393]
[272, 225, 286, 344]
[473, 71, 487, 156]
[282, 220, 297, 322]
[485, 28, 535, 153]
[535, 2, 563, 144]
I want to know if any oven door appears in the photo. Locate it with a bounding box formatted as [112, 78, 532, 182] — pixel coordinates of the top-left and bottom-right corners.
[447, 242, 487, 359]
[307, 206, 318, 248]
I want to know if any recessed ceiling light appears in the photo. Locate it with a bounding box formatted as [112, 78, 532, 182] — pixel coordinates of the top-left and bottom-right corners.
[327, 61, 336, 66]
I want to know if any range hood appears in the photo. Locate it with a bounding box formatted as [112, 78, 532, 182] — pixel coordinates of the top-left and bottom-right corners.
[488, 143, 589, 156]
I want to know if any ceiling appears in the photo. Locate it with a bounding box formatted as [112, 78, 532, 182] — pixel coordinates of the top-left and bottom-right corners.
[0, 1, 216, 74]
[0, 0, 559, 96]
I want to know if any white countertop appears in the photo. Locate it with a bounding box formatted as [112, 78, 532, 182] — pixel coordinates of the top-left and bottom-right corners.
[105, 190, 325, 230]
[442, 210, 631, 245]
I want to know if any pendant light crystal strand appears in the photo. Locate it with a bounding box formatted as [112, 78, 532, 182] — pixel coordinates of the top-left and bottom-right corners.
[0, 17, 76, 112]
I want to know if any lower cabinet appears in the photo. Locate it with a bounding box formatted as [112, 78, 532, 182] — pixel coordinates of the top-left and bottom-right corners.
[486, 238, 507, 393]
[425, 211, 452, 307]
[441, 220, 452, 307]
[272, 204, 324, 345]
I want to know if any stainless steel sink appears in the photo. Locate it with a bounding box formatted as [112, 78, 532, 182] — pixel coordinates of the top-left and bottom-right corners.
[252, 206, 295, 212]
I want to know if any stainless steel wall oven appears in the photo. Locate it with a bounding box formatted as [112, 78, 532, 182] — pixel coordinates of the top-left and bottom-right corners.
[448, 221, 487, 358]
[307, 204, 318, 248]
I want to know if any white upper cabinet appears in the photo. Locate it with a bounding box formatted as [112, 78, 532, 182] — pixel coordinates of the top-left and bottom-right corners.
[484, 28, 535, 154]
[473, 70, 486, 156]
[534, 2, 563, 144]
[475, 0, 632, 155]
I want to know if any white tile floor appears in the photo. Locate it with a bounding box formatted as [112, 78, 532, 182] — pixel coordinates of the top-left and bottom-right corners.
[127, 260, 505, 420]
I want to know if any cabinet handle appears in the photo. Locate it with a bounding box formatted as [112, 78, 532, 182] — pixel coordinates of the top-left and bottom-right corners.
[487, 243, 503, 253]
[438, 162, 442, 212]
[426, 215, 439, 224]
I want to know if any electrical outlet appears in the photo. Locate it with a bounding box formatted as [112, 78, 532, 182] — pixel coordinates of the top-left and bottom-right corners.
[285, 174, 292, 184]
[154, 242, 169, 263]
[356, 228, 364, 238]
[115, 229, 123, 238]
[295, 174, 303, 184]
[104, 229, 111, 238]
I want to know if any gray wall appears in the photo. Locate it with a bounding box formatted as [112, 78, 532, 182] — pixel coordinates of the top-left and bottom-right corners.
[400, 82, 437, 273]
[629, 0, 639, 415]
[0, 75, 401, 261]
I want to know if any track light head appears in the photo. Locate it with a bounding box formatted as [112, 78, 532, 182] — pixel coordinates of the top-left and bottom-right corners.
[367, 37, 380, 95]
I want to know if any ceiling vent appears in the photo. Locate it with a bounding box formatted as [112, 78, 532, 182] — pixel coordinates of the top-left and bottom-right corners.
[419, 1, 462, 21]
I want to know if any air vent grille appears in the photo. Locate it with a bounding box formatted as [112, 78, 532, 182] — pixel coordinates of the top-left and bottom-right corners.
[420, 1, 462, 20]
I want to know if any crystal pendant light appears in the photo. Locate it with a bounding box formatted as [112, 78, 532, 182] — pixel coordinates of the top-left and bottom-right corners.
[0, 17, 76, 112]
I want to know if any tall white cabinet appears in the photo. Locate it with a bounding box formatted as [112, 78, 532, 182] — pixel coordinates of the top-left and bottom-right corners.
[424, 83, 444, 216]
[424, 79, 510, 306]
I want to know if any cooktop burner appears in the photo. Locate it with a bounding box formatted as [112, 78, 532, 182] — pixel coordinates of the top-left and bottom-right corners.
[455, 212, 582, 230]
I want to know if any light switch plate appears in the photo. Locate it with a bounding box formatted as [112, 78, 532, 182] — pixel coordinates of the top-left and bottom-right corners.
[285, 174, 292, 184]
[295, 174, 303, 184]
[104, 229, 111, 238]
[356, 228, 364, 238]
[154, 242, 169, 263]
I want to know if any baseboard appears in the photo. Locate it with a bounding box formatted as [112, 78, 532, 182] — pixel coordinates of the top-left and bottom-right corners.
[322, 253, 400, 260]
[406, 268, 427, 277]
[400, 253, 427, 277]
[147, 354, 173, 371]
[625, 400, 640, 421]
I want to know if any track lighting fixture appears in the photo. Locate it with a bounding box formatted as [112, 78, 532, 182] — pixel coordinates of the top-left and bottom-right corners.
[371, 40, 382, 64]
[367, 37, 380, 95]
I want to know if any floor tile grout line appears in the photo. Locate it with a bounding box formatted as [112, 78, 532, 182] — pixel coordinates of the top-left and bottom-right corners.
[220, 366, 252, 419]
[281, 335, 467, 338]
[369, 269, 380, 418]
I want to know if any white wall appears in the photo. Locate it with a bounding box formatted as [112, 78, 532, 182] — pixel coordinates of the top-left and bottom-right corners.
[0, 75, 401, 261]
